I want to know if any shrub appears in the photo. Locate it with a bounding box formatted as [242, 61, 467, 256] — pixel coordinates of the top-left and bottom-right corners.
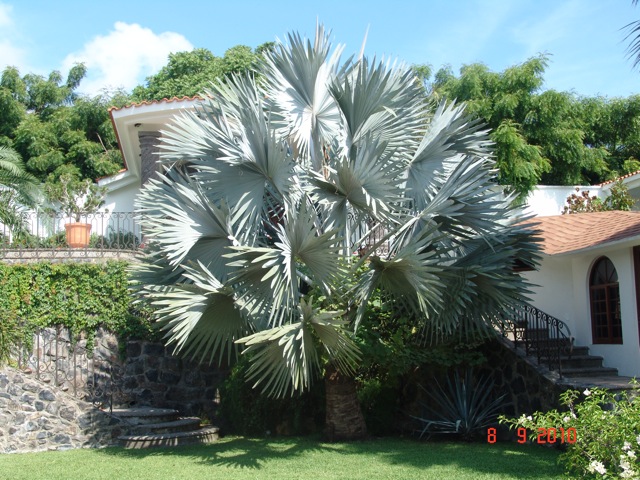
[413, 369, 505, 441]
[219, 356, 324, 436]
[499, 383, 640, 478]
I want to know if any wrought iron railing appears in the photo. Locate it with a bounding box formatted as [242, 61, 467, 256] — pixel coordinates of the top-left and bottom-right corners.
[349, 213, 390, 257]
[499, 303, 574, 378]
[15, 326, 124, 413]
[0, 211, 141, 260]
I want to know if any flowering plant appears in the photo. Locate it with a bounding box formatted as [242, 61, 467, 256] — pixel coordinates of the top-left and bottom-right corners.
[499, 382, 640, 479]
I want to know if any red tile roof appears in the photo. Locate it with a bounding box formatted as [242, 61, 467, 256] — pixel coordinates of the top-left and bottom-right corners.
[108, 96, 202, 113]
[525, 211, 640, 255]
[598, 170, 640, 186]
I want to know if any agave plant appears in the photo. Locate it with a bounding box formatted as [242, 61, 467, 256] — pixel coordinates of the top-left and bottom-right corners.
[413, 369, 506, 441]
[131, 24, 540, 439]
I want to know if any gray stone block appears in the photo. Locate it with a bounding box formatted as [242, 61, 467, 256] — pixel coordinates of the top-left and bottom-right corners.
[38, 390, 56, 401]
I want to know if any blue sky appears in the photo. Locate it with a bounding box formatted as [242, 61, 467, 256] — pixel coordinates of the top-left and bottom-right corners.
[0, 0, 638, 98]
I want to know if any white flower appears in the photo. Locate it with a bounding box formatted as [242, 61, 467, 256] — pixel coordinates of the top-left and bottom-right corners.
[620, 457, 636, 478]
[588, 460, 606, 475]
[627, 450, 636, 459]
[624, 441, 632, 451]
[583, 388, 592, 396]
[636, 434, 640, 445]
[621, 468, 637, 479]
[526, 415, 532, 421]
[563, 415, 570, 423]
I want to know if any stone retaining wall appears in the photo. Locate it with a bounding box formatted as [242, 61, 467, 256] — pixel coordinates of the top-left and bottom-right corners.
[119, 339, 226, 421]
[481, 338, 565, 417]
[0, 368, 125, 453]
[2, 327, 226, 453]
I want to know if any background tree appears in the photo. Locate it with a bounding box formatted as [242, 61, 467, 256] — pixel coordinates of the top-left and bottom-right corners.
[0, 65, 127, 192]
[131, 43, 275, 101]
[579, 95, 640, 177]
[431, 56, 613, 197]
[132, 25, 539, 439]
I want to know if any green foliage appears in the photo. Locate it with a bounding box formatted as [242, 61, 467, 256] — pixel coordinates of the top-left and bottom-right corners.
[0, 304, 21, 366]
[131, 44, 270, 101]
[579, 95, 640, 182]
[606, 179, 637, 210]
[432, 56, 640, 195]
[500, 383, 640, 479]
[0, 146, 43, 238]
[44, 173, 107, 221]
[316, 283, 487, 435]
[2, 66, 125, 186]
[562, 180, 635, 214]
[0, 261, 153, 344]
[412, 369, 505, 441]
[218, 356, 324, 436]
[353, 289, 487, 379]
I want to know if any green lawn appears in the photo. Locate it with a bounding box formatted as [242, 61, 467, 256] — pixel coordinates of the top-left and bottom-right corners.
[0, 436, 564, 480]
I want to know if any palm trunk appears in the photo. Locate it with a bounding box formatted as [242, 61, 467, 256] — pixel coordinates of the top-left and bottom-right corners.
[324, 364, 367, 441]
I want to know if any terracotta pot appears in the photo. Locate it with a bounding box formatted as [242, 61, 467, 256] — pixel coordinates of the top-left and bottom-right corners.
[65, 222, 92, 248]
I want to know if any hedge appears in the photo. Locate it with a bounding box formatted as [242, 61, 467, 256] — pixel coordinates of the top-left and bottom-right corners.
[0, 261, 153, 351]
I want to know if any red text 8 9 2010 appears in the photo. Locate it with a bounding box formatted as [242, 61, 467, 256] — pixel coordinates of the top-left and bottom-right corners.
[487, 427, 577, 444]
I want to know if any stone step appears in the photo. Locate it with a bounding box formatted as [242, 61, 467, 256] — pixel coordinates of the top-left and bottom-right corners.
[538, 354, 604, 369]
[559, 375, 638, 392]
[110, 407, 180, 425]
[562, 355, 604, 369]
[560, 366, 619, 378]
[119, 426, 220, 449]
[131, 417, 202, 435]
[567, 346, 590, 356]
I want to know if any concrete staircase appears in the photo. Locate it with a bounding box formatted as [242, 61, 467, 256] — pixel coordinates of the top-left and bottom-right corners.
[114, 407, 219, 449]
[522, 330, 635, 392]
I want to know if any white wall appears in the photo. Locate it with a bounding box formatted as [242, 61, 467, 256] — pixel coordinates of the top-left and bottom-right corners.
[103, 181, 139, 214]
[523, 185, 604, 217]
[524, 255, 577, 333]
[524, 246, 640, 377]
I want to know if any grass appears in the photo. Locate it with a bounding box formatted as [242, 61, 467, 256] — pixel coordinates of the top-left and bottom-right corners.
[0, 436, 564, 480]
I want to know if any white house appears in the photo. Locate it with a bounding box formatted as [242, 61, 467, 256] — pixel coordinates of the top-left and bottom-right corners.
[101, 96, 201, 214]
[521, 211, 640, 378]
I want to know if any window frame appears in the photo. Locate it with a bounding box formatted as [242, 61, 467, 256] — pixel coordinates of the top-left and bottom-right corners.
[589, 256, 623, 345]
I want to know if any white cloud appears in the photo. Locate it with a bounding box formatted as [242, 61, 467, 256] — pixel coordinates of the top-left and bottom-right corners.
[0, 39, 24, 68]
[510, 0, 592, 58]
[0, 3, 26, 70]
[0, 3, 11, 27]
[62, 21, 193, 96]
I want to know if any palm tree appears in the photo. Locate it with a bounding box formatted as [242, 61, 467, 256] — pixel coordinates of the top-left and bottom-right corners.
[626, 1, 640, 69]
[132, 25, 540, 439]
[0, 146, 41, 239]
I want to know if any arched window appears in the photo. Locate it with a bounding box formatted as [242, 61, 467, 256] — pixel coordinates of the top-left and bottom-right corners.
[589, 257, 622, 344]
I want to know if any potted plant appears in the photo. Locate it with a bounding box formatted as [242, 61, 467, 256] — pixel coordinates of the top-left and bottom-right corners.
[45, 174, 107, 248]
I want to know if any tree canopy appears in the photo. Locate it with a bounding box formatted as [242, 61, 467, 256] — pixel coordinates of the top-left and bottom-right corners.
[0, 65, 127, 191]
[430, 56, 639, 198]
[131, 43, 275, 101]
[1, 39, 640, 208]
